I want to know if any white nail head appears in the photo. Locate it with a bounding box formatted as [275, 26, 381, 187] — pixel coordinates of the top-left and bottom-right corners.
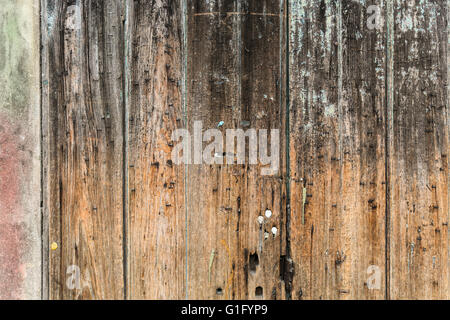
[271, 227, 277, 236]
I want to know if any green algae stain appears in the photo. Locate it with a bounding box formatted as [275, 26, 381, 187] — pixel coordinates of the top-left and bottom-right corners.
[0, 1, 33, 117]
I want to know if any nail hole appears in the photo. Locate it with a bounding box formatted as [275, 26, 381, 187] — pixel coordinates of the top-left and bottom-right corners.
[216, 288, 223, 295]
[249, 253, 259, 274]
[255, 286, 263, 297]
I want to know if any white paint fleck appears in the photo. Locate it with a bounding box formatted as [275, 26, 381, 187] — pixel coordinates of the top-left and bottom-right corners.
[399, 14, 413, 32]
[429, 71, 437, 82]
[65, 5, 81, 31]
[265, 209, 272, 218]
[324, 104, 335, 117]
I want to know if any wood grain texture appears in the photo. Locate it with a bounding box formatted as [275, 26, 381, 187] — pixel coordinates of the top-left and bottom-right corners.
[36, 0, 450, 300]
[42, 0, 124, 299]
[0, 0, 41, 300]
[126, 0, 186, 299]
[389, 0, 450, 299]
[186, 0, 285, 299]
[288, 0, 387, 299]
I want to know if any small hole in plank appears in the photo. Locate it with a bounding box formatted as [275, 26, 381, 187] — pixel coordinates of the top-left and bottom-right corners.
[216, 288, 223, 296]
[255, 286, 263, 298]
[249, 253, 259, 274]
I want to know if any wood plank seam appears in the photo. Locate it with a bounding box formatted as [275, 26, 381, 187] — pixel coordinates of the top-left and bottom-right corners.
[385, 0, 394, 300]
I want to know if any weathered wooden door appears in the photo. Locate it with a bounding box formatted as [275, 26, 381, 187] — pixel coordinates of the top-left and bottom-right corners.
[1, 0, 449, 299]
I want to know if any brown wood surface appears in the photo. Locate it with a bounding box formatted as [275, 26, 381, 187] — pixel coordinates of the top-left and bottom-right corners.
[126, 0, 186, 299]
[38, 0, 450, 300]
[288, 0, 387, 300]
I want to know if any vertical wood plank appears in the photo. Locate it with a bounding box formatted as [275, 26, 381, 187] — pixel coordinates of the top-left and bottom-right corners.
[42, 0, 125, 299]
[0, 0, 41, 299]
[186, 0, 285, 299]
[288, 0, 387, 299]
[390, 0, 449, 299]
[126, 0, 186, 299]
[340, 0, 387, 299]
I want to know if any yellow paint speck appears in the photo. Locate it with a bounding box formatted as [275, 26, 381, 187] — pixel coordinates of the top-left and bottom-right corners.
[51, 242, 58, 250]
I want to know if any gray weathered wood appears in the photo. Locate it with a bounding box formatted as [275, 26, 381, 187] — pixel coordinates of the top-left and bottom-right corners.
[34, 0, 450, 300]
[185, 0, 286, 299]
